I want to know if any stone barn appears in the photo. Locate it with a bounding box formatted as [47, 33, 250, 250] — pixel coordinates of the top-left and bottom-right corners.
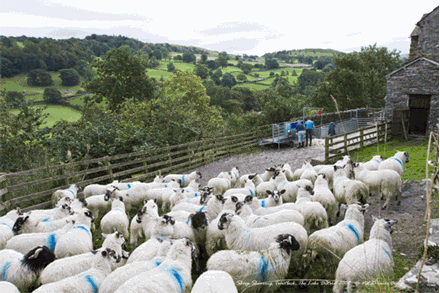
[384, 6, 439, 136]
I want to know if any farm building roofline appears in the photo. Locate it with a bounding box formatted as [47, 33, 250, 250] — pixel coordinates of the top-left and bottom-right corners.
[386, 57, 439, 78]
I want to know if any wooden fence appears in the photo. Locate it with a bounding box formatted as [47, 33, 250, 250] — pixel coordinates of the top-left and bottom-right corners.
[1, 125, 272, 213]
[324, 121, 392, 163]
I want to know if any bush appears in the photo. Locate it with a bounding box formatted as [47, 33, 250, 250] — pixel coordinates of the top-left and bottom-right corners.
[27, 69, 53, 86]
[59, 68, 80, 86]
[167, 62, 176, 72]
[43, 88, 64, 104]
[5, 91, 26, 108]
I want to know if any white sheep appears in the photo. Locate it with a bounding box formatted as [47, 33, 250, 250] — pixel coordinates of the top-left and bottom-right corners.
[292, 161, 311, 180]
[333, 166, 369, 217]
[54, 209, 95, 259]
[15, 204, 74, 233]
[333, 216, 398, 293]
[293, 186, 329, 234]
[130, 199, 159, 246]
[100, 197, 129, 239]
[235, 201, 304, 228]
[253, 175, 277, 199]
[300, 162, 318, 184]
[172, 193, 226, 223]
[273, 169, 313, 202]
[218, 167, 240, 187]
[361, 155, 383, 171]
[222, 178, 256, 198]
[39, 231, 127, 285]
[258, 190, 283, 208]
[312, 173, 337, 224]
[52, 183, 80, 206]
[207, 177, 232, 195]
[33, 247, 120, 293]
[207, 234, 301, 292]
[104, 184, 148, 213]
[239, 167, 275, 187]
[114, 238, 195, 293]
[82, 180, 119, 198]
[281, 163, 295, 181]
[0, 209, 23, 249]
[163, 171, 202, 187]
[127, 237, 170, 264]
[100, 238, 173, 293]
[352, 162, 402, 209]
[0, 246, 56, 292]
[307, 203, 369, 278]
[5, 221, 75, 254]
[217, 212, 308, 271]
[0, 281, 20, 293]
[191, 270, 238, 293]
[83, 193, 111, 219]
[378, 151, 409, 175]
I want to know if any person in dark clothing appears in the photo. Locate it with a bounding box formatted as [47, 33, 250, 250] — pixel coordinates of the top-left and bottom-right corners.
[328, 122, 336, 136]
[296, 120, 305, 148]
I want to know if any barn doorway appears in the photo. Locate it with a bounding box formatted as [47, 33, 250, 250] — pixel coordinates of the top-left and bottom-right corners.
[408, 95, 431, 135]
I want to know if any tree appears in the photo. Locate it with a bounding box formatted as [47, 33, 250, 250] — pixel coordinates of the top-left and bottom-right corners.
[297, 69, 326, 94]
[217, 55, 228, 68]
[43, 88, 64, 104]
[265, 58, 279, 69]
[194, 63, 209, 79]
[236, 73, 247, 82]
[292, 70, 298, 76]
[84, 45, 156, 111]
[200, 53, 207, 63]
[4, 91, 26, 108]
[206, 60, 218, 70]
[60, 68, 80, 86]
[75, 60, 95, 81]
[167, 62, 176, 72]
[240, 63, 252, 74]
[174, 54, 183, 61]
[182, 52, 196, 63]
[221, 73, 237, 88]
[27, 69, 53, 86]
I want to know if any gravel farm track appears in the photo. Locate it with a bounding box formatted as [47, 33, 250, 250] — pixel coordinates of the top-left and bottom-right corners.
[186, 140, 436, 293]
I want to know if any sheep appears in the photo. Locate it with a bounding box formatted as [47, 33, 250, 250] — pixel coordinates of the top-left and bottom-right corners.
[104, 185, 147, 213]
[378, 151, 409, 175]
[281, 163, 295, 181]
[114, 238, 195, 293]
[169, 188, 210, 210]
[300, 162, 318, 184]
[207, 234, 301, 292]
[218, 167, 240, 187]
[0, 208, 23, 249]
[306, 203, 369, 279]
[190, 270, 238, 293]
[39, 231, 127, 285]
[163, 171, 202, 187]
[127, 237, 171, 264]
[222, 178, 256, 198]
[217, 212, 308, 271]
[333, 165, 369, 217]
[293, 186, 329, 234]
[0, 281, 20, 293]
[252, 174, 277, 199]
[83, 180, 119, 198]
[172, 193, 226, 223]
[83, 193, 111, 219]
[292, 161, 311, 180]
[272, 169, 314, 202]
[143, 185, 181, 212]
[100, 238, 174, 293]
[239, 168, 275, 187]
[361, 155, 383, 171]
[333, 216, 398, 293]
[12, 205, 75, 234]
[130, 199, 159, 246]
[352, 162, 402, 209]
[235, 201, 305, 228]
[259, 190, 284, 208]
[312, 173, 337, 224]
[5, 221, 75, 254]
[0, 246, 55, 292]
[207, 177, 232, 195]
[54, 209, 95, 259]
[33, 247, 120, 293]
[52, 183, 80, 206]
[205, 198, 233, 257]
[100, 197, 129, 239]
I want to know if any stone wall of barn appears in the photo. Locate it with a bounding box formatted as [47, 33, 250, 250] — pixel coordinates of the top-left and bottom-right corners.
[411, 7, 439, 62]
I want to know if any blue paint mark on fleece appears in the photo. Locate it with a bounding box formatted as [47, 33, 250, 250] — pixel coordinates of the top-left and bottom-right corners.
[199, 206, 206, 212]
[194, 192, 198, 197]
[166, 268, 184, 292]
[0, 222, 12, 230]
[258, 256, 268, 282]
[164, 184, 168, 188]
[84, 274, 98, 293]
[1, 261, 11, 281]
[41, 217, 50, 222]
[47, 233, 57, 252]
[72, 225, 92, 238]
[341, 223, 360, 243]
[248, 189, 254, 196]
[393, 157, 403, 166]
[374, 159, 382, 164]
[381, 245, 392, 260]
[154, 260, 162, 267]
[127, 183, 131, 189]
[260, 200, 266, 208]
[181, 176, 185, 186]
[67, 189, 75, 196]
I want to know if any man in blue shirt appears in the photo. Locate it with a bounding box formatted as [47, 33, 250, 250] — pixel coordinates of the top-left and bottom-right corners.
[304, 119, 315, 147]
[295, 120, 305, 148]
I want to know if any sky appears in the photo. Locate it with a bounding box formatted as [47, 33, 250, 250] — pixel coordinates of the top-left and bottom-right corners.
[1, 0, 439, 56]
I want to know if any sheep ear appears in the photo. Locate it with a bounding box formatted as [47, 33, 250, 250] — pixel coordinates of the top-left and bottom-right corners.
[144, 199, 148, 205]
[231, 196, 238, 203]
[91, 250, 98, 255]
[29, 247, 43, 259]
[266, 190, 272, 195]
[122, 250, 130, 259]
[280, 189, 286, 194]
[119, 196, 124, 202]
[153, 199, 157, 203]
[102, 233, 109, 239]
[101, 250, 108, 257]
[244, 195, 253, 204]
[371, 215, 379, 222]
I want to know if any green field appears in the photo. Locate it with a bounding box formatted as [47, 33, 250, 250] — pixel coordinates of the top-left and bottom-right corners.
[12, 105, 82, 128]
[233, 83, 269, 91]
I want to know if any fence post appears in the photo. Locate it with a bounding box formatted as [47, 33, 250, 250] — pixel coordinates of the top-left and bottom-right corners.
[0, 174, 9, 210]
[344, 133, 348, 155]
[325, 137, 329, 163]
[104, 156, 114, 181]
[360, 129, 364, 148]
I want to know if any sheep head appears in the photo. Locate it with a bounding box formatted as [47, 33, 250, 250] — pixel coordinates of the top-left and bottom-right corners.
[275, 234, 301, 254]
[217, 212, 234, 230]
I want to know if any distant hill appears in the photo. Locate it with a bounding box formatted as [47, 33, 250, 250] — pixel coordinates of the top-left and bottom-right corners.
[263, 48, 345, 64]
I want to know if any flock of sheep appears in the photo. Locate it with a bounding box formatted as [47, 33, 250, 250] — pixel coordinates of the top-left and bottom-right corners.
[0, 150, 410, 293]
